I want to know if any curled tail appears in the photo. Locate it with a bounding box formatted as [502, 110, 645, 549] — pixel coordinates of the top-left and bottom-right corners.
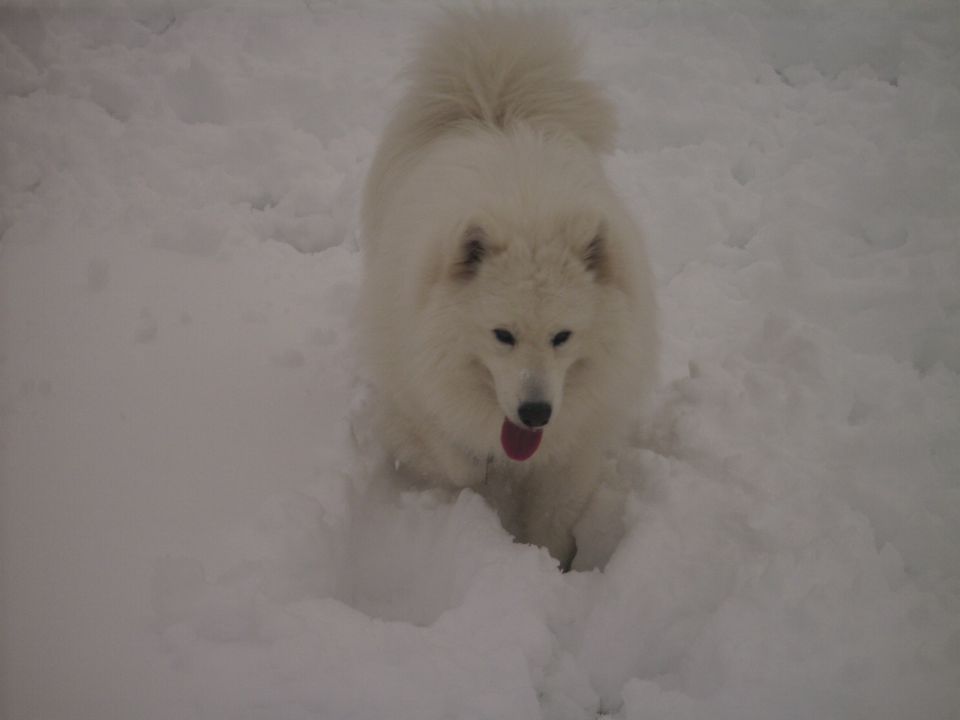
[405, 7, 616, 151]
[363, 8, 616, 241]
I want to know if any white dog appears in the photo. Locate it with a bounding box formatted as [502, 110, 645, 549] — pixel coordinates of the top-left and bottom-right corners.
[359, 8, 657, 568]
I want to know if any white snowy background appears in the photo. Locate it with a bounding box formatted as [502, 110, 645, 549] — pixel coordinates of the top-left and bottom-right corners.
[2, 1, 959, 718]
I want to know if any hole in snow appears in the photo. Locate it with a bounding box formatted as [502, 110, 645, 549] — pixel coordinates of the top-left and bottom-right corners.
[334, 488, 512, 626]
[152, 485, 519, 634]
[250, 193, 279, 212]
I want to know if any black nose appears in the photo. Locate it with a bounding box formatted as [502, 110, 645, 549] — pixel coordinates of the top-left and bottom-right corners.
[517, 401, 552, 428]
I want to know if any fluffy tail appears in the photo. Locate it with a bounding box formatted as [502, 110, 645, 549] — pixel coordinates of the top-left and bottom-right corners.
[404, 7, 616, 151]
[362, 8, 616, 242]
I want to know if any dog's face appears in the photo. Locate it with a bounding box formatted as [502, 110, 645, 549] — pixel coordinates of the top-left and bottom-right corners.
[447, 214, 614, 438]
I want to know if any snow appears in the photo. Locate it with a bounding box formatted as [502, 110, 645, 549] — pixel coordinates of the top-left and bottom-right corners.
[2, 1, 959, 718]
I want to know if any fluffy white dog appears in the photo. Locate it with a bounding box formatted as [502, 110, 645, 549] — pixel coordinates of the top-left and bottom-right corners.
[360, 8, 657, 568]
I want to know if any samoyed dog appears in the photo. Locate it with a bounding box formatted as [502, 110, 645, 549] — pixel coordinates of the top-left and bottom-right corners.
[360, 8, 657, 568]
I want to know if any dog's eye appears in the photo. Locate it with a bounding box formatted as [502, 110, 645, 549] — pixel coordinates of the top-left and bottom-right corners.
[493, 328, 516, 346]
[551, 330, 572, 347]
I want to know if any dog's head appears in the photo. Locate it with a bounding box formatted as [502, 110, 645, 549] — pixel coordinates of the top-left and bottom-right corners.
[405, 130, 652, 462]
[459, 218, 602, 414]
[441, 208, 630, 460]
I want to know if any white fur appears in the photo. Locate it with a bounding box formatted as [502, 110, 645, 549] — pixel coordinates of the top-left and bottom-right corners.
[359, 7, 657, 567]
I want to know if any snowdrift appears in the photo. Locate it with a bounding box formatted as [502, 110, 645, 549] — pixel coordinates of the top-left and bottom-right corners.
[2, 2, 958, 718]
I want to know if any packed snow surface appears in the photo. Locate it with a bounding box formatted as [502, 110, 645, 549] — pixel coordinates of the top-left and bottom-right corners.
[2, 2, 959, 719]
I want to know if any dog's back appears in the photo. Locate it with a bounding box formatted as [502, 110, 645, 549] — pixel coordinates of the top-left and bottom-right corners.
[363, 8, 616, 243]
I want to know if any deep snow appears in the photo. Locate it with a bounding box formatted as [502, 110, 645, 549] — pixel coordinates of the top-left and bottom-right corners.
[1, 2, 959, 719]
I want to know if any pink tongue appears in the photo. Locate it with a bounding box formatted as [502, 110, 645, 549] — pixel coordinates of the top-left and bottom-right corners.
[500, 418, 543, 461]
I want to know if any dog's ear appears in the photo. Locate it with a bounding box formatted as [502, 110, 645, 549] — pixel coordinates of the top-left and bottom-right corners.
[582, 229, 611, 282]
[452, 225, 487, 280]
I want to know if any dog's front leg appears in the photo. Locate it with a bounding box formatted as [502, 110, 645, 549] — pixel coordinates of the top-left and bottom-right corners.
[522, 455, 600, 571]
